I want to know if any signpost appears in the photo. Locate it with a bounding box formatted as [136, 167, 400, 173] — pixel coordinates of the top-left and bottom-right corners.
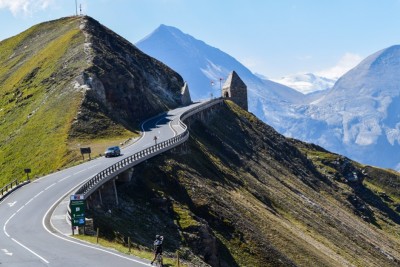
[70, 194, 86, 234]
[80, 147, 91, 160]
[24, 168, 31, 181]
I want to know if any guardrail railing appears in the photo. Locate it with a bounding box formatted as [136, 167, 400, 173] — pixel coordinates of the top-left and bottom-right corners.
[1, 179, 19, 197]
[75, 98, 223, 199]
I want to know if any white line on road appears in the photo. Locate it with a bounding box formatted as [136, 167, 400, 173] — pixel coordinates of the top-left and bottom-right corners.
[7, 201, 17, 207]
[73, 170, 86, 175]
[33, 191, 44, 199]
[1, 248, 13, 256]
[43, 193, 150, 266]
[87, 164, 100, 170]
[59, 175, 72, 182]
[45, 183, 56, 191]
[11, 238, 49, 264]
[3, 212, 16, 237]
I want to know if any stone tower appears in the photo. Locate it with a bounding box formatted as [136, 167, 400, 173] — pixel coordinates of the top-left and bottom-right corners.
[181, 82, 192, 106]
[222, 71, 248, 111]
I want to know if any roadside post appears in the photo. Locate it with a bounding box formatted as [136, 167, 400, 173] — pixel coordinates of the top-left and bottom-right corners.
[80, 147, 91, 160]
[70, 194, 86, 235]
[24, 168, 31, 181]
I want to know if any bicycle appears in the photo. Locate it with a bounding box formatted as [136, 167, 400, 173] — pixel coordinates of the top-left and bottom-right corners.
[154, 253, 163, 267]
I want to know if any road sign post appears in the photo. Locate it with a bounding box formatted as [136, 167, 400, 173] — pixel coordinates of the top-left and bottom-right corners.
[70, 194, 86, 234]
[24, 168, 31, 181]
[80, 147, 91, 160]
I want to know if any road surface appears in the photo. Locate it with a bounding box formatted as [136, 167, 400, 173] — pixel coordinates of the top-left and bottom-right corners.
[0, 102, 204, 266]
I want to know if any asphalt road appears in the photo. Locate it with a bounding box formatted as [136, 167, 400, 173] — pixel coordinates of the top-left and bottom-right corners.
[0, 102, 204, 266]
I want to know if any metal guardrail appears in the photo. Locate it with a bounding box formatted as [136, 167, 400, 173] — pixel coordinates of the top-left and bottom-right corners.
[75, 98, 224, 199]
[1, 179, 19, 197]
[0, 179, 30, 202]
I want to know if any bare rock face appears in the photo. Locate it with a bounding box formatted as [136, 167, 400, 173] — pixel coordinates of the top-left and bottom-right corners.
[71, 16, 186, 136]
[181, 220, 219, 266]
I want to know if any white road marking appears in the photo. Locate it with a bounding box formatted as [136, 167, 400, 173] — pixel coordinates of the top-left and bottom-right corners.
[59, 175, 72, 182]
[168, 121, 177, 137]
[87, 164, 100, 170]
[7, 201, 17, 207]
[33, 191, 44, 199]
[73, 170, 85, 175]
[11, 238, 49, 264]
[45, 183, 56, 191]
[43, 193, 149, 266]
[3, 212, 16, 237]
[2, 249, 13, 256]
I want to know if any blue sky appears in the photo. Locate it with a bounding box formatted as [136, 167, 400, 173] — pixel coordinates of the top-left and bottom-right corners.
[1, 0, 400, 79]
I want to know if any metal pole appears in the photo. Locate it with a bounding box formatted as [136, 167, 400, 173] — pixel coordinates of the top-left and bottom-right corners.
[75, 0, 78, 16]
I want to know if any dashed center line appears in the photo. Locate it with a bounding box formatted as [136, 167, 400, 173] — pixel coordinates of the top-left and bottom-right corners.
[59, 175, 71, 182]
[45, 183, 56, 191]
[73, 170, 85, 175]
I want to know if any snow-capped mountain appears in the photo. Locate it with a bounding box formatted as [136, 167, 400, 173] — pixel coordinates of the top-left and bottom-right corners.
[272, 73, 336, 94]
[136, 25, 400, 170]
[298, 45, 400, 169]
[136, 25, 305, 124]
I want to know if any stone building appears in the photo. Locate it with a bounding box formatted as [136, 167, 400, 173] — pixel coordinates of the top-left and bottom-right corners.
[222, 71, 248, 111]
[181, 82, 192, 106]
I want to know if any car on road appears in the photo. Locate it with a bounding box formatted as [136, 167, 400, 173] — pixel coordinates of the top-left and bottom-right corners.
[104, 146, 121, 157]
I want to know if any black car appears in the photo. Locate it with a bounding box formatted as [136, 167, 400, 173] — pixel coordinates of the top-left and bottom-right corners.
[104, 146, 121, 157]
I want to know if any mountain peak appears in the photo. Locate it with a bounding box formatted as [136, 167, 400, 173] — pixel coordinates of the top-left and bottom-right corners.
[0, 16, 185, 183]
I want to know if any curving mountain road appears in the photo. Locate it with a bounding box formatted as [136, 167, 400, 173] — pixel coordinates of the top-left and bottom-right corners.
[0, 101, 207, 266]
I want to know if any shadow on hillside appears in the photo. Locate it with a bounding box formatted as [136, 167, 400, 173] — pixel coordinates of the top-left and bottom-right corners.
[352, 183, 400, 226]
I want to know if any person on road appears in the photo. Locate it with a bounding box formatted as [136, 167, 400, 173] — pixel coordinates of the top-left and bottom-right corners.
[151, 235, 163, 265]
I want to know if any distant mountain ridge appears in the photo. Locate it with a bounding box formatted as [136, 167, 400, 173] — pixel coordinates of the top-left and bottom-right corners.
[272, 73, 336, 94]
[301, 45, 400, 169]
[137, 25, 400, 170]
[136, 24, 305, 126]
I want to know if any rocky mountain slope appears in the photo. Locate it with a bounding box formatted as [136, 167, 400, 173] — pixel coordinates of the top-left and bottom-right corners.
[0, 16, 186, 186]
[93, 101, 400, 267]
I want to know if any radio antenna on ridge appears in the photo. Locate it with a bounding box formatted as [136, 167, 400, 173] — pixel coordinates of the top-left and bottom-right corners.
[75, 0, 78, 16]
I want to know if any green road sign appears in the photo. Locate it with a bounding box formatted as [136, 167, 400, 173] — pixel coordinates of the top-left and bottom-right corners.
[70, 194, 86, 226]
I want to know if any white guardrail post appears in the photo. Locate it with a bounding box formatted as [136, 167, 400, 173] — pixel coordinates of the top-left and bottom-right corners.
[74, 98, 223, 199]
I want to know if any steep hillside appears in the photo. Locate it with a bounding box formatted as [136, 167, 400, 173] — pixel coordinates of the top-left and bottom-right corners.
[0, 16, 185, 186]
[92, 101, 400, 267]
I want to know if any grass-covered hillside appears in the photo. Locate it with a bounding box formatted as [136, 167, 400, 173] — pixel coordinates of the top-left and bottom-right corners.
[0, 17, 89, 185]
[0, 16, 186, 187]
[92, 101, 400, 267]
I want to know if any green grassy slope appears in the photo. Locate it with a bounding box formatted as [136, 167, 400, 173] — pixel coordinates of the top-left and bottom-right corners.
[0, 17, 89, 185]
[93, 101, 400, 266]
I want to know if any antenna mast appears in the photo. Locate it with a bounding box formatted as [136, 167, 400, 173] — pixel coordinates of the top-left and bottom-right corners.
[75, 0, 78, 16]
